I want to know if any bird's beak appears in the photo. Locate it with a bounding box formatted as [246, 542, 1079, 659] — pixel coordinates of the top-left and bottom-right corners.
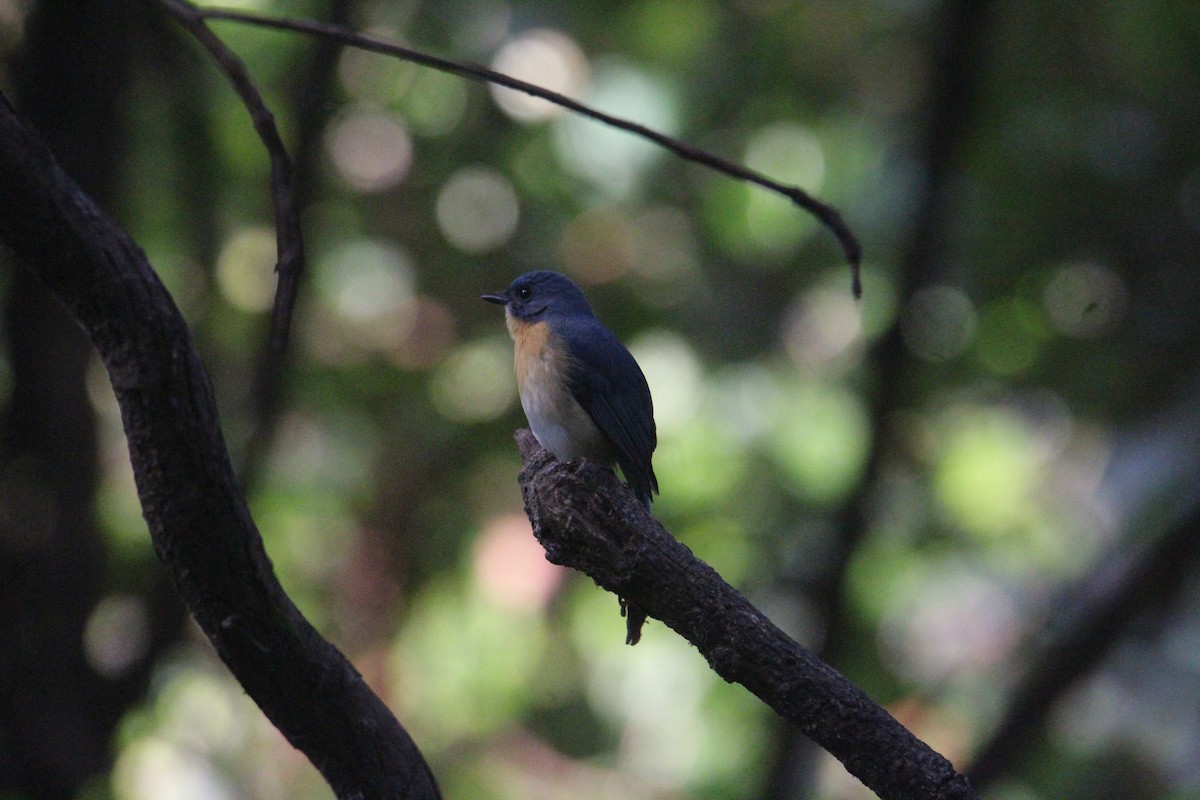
[480, 292, 506, 305]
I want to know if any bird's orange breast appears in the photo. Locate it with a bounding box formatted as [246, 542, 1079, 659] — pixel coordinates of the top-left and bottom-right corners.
[506, 314, 610, 463]
[508, 315, 554, 387]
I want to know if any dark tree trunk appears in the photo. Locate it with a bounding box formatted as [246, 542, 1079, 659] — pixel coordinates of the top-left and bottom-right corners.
[0, 2, 173, 797]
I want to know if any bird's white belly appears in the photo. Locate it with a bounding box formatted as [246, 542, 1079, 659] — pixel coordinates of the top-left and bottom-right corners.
[520, 379, 598, 462]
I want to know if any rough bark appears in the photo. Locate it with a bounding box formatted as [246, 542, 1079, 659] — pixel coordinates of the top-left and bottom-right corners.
[0, 3, 184, 797]
[516, 429, 977, 800]
[0, 94, 440, 800]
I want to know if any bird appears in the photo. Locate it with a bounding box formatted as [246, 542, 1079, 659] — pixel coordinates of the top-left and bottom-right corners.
[482, 270, 657, 644]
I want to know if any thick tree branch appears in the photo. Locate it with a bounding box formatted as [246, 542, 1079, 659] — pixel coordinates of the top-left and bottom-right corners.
[0, 4, 185, 796]
[515, 429, 976, 800]
[0, 94, 439, 800]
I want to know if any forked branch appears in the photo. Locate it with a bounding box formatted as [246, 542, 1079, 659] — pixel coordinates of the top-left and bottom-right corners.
[168, 0, 862, 297]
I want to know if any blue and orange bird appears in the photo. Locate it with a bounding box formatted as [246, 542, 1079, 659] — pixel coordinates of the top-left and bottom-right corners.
[483, 270, 657, 643]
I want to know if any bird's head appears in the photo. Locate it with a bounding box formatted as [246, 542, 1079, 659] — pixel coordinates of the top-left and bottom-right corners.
[481, 270, 595, 322]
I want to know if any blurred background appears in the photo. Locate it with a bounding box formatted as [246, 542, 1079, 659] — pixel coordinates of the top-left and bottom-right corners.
[2, 0, 1199, 798]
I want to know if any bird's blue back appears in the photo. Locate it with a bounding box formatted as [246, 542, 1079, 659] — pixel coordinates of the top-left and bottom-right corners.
[555, 314, 658, 506]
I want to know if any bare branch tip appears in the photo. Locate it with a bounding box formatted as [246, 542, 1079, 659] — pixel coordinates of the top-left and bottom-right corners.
[515, 429, 542, 462]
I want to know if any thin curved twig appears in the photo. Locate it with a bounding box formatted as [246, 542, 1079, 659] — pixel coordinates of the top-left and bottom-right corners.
[239, 0, 351, 494]
[180, 1, 862, 297]
[160, 0, 306, 351]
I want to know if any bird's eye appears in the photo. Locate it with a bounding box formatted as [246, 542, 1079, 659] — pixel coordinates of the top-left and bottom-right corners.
[517, 286, 532, 300]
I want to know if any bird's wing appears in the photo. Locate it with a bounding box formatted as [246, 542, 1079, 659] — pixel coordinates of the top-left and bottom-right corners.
[561, 318, 658, 503]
